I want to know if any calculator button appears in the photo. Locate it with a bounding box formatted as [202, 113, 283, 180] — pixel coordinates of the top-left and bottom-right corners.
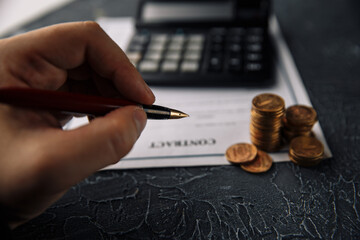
[148, 42, 166, 51]
[181, 61, 199, 72]
[144, 51, 162, 61]
[246, 35, 264, 43]
[139, 60, 159, 72]
[168, 42, 184, 51]
[171, 35, 185, 43]
[229, 43, 242, 53]
[151, 34, 169, 43]
[184, 51, 201, 61]
[188, 34, 205, 43]
[186, 42, 203, 51]
[246, 43, 262, 52]
[246, 53, 263, 61]
[244, 62, 263, 72]
[208, 57, 222, 71]
[164, 51, 182, 61]
[228, 58, 242, 72]
[161, 61, 178, 72]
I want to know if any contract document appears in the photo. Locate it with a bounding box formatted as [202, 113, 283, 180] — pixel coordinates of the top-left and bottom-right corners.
[67, 16, 331, 169]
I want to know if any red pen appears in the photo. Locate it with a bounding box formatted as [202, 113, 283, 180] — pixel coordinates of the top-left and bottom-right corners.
[0, 87, 188, 120]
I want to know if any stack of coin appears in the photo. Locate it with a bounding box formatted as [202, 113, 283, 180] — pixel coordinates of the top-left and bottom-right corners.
[282, 105, 317, 141]
[250, 93, 285, 152]
[226, 143, 273, 173]
[289, 136, 324, 167]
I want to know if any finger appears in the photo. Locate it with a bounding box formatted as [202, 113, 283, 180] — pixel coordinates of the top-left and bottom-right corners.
[64, 78, 99, 95]
[67, 63, 92, 81]
[37, 106, 147, 189]
[93, 74, 124, 98]
[0, 45, 67, 90]
[14, 21, 155, 105]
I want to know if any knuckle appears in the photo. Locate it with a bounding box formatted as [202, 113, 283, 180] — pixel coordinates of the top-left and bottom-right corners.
[22, 56, 65, 89]
[81, 21, 102, 33]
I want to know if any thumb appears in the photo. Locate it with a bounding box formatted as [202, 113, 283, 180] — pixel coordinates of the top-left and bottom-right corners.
[42, 106, 147, 188]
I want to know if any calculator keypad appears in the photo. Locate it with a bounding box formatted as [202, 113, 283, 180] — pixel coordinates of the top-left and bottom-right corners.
[126, 27, 269, 85]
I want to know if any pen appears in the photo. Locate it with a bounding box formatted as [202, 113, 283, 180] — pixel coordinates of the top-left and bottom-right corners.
[0, 87, 189, 120]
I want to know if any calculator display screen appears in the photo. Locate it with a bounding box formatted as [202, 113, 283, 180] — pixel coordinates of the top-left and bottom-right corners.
[141, 1, 234, 23]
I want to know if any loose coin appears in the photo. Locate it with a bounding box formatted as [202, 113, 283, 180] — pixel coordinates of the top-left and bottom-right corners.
[240, 150, 273, 173]
[225, 143, 258, 164]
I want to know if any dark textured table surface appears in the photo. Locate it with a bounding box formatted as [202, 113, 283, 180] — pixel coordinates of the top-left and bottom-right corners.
[8, 0, 360, 239]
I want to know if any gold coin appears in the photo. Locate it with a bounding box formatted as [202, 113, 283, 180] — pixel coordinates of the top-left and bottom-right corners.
[250, 139, 282, 152]
[282, 117, 312, 131]
[240, 150, 273, 173]
[252, 93, 285, 113]
[250, 93, 285, 152]
[289, 136, 324, 166]
[225, 143, 258, 164]
[282, 105, 318, 142]
[289, 154, 323, 167]
[282, 127, 313, 141]
[290, 136, 323, 159]
[286, 105, 317, 126]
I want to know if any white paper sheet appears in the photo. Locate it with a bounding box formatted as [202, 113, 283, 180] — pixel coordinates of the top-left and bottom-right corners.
[90, 16, 331, 169]
[0, 0, 74, 37]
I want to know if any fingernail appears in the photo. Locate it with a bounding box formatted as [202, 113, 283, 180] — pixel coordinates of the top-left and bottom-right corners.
[133, 107, 147, 135]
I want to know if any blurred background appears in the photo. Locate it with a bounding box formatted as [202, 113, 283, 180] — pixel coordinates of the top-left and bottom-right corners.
[0, 0, 73, 36]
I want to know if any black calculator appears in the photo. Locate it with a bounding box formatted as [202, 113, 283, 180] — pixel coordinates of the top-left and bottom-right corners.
[126, 0, 273, 87]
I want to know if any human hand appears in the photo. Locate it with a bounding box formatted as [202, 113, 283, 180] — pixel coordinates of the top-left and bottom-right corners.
[0, 22, 155, 229]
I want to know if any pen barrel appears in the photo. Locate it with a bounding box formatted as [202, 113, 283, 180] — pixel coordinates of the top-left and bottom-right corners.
[0, 87, 176, 120]
[0, 87, 136, 116]
[142, 105, 171, 119]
